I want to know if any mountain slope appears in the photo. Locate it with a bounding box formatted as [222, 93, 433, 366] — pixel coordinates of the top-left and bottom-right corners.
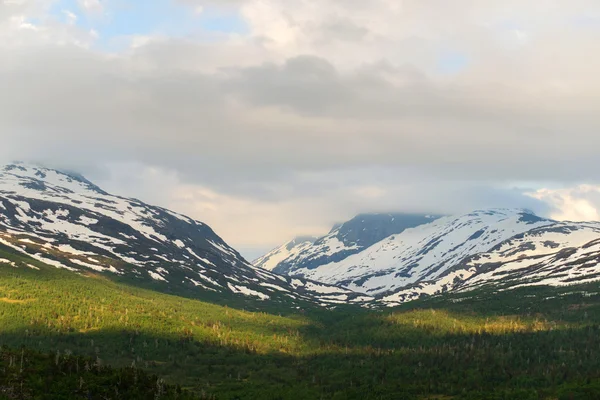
[380, 221, 600, 305]
[464, 222, 600, 288]
[261, 207, 600, 306]
[275, 209, 553, 295]
[253, 236, 317, 271]
[0, 163, 369, 306]
[255, 213, 441, 275]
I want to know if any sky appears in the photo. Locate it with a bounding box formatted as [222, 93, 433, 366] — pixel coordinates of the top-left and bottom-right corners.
[2, 0, 600, 260]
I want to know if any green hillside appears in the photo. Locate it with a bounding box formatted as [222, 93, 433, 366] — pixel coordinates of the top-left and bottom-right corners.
[2, 247, 600, 399]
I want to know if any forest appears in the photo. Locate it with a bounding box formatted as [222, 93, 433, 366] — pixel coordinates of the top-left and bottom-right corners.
[1, 247, 600, 399]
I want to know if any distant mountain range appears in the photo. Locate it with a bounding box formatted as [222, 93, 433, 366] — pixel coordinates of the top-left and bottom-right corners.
[0, 163, 370, 307]
[3, 162, 600, 309]
[256, 209, 600, 306]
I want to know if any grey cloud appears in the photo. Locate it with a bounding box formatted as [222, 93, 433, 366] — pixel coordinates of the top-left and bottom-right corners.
[3, 42, 600, 196]
[2, 0, 600, 249]
[225, 56, 350, 115]
[86, 161, 550, 251]
[317, 19, 369, 43]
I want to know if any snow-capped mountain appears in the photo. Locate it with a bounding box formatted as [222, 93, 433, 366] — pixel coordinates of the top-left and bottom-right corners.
[7, 163, 600, 309]
[380, 221, 600, 305]
[465, 222, 600, 288]
[259, 208, 600, 306]
[255, 213, 441, 275]
[253, 236, 317, 271]
[0, 163, 371, 306]
[290, 209, 553, 295]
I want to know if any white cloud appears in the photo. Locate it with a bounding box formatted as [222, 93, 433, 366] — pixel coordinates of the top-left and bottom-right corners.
[78, 0, 103, 13]
[90, 163, 337, 248]
[62, 10, 77, 25]
[0, 1, 97, 48]
[528, 186, 600, 222]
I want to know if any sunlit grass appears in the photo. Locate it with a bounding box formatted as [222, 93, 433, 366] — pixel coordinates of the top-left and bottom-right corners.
[387, 308, 561, 335]
[3, 246, 600, 399]
[0, 261, 310, 356]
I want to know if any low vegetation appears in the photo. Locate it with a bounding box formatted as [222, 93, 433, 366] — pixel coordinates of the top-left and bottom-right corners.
[1, 247, 600, 399]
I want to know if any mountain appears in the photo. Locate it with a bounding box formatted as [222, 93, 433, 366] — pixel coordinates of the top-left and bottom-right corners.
[291, 209, 552, 295]
[381, 220, 600, 305]
[253, 236, 318, 271]
[258, 208, 600, 306]
[6, 163, 600, 311]
[255, 213, 441, 275]
[0, 163, 370, 307]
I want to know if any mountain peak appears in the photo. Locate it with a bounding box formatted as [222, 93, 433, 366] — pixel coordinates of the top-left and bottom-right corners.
[256, 212, 443, 274]
[255, 208, 562, 300]
[1, 163, 107, 196]
[0, 164, 370, 306]
[287, 236, 318, 248]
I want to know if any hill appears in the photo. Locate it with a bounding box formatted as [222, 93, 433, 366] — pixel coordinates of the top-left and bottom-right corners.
[2, 250, 600, 399]
[0, 163, 369, 307]
[3, 164, 600, 398]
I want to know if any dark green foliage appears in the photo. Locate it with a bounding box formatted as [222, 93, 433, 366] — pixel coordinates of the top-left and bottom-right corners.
[0, 346, 195, 399]
[2, 249, 600, 399]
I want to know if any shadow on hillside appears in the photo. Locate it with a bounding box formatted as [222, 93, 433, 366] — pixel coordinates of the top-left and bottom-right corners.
[3, 261, 600, 398]
[2, 319, 600, 399]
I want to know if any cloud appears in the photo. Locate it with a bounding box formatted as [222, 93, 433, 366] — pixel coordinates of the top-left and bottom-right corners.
[78, 0, 103, 13]
[528, 186, 600, 222]
[1, 0, 600, 250]
[62, 9, 77, 25]
[87, 163, 550, 253]
[0, 0, 98, 47]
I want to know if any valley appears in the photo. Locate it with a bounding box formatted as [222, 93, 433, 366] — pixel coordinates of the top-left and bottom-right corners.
[4, 2, 598, 397]
[2, 249, 600, 399]
[1, 164, 600, 399]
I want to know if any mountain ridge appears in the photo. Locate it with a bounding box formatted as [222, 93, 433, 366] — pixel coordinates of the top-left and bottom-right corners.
[0, 163, 371, 307]
[256, 208, 600, 305]
[255, 212, 443, 274]
[5, 162, 600, 310]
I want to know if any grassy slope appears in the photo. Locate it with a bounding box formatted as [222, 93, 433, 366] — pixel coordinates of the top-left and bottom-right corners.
[2, 247, 600, 399]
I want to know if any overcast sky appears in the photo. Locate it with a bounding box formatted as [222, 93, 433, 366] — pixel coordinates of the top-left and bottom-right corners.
[2, 0, 600, 260]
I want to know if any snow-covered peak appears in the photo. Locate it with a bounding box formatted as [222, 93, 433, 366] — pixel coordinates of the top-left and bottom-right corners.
[0, 163, 373, 306]
[1, 163, 106, 196]
[255, 212, 442, 275]
[0, 163, 202, 249]
[381, 220, 600, 306]
[288, 208, 554, 295]
[256, 206, 600, 306]
[253, 236, 317, 271]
